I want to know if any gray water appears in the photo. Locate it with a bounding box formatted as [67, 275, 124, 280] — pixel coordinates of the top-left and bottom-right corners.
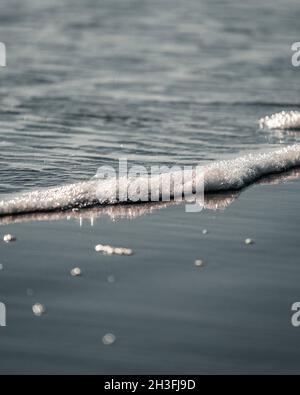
[1, 0, 300, 375]
[1, 181, 300, 374]
[0, 0, 300, 194]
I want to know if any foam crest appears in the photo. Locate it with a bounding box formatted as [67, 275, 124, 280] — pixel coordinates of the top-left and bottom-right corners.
[259, 111, 300, 130]
[204, 144, 300, 191]
[1, 144, 300, 216]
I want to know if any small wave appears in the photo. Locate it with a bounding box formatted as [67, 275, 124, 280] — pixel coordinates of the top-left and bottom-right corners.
[259, 111, 300, 130]
[1, 144, 300, 216]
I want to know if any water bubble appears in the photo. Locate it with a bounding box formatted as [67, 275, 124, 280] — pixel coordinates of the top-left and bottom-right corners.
[194, 259, 204, 267]
[122, 248, 133, 256]
[70, 267, 82, 277]
[95, 244, 133, 256]
[32, 303, 46, 316]
[202, 229, 208, 235]
[245, 238, 254, 245]
[107, 275, 115, 283]
[102, 333, 116, 345]
[3, 234, 16, 243]
[105, 246, 114, 255]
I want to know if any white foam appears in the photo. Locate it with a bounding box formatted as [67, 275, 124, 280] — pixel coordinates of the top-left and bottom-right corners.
[204, 144, 300, 191]
[259, 111, 300, 130]
[32, 303, 46, 316]
[95, 244, 133, 256]
[0, 144, 300, 216]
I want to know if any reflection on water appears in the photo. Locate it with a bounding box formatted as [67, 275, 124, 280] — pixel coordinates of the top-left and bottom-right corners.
[263, 127, 300, 145]
[0, 195, 234, 226]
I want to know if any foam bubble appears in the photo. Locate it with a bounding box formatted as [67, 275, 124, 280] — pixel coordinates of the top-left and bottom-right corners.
[3, 234, 16, 243]
[95, 244, 133, 256]
[102, 333, 116, 345]
[32, 303, 46, 316]
[70, 267, 82, 276]
[194, 259, 204, 267]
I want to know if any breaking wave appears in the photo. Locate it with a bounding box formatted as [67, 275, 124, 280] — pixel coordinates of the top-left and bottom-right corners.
[259, 111, 300, 130]
[1, 144, 300, 216]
